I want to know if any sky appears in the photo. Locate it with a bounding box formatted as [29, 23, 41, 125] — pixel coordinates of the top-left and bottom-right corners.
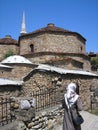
[0, 0, 98, 53]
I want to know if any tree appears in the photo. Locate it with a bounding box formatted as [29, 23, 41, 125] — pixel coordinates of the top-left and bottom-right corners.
[3, 49, 15, 59]
[91, 56, 98, 68]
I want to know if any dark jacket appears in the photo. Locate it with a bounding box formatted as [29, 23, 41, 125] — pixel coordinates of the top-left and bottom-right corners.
[62, 97, 82, 130]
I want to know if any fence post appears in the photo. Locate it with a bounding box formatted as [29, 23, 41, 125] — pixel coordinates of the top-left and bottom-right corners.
[0, 97, 16, 126]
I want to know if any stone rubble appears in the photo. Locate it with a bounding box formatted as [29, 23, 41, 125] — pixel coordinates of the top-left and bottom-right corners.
[8, 97, 64, 130]
[24, 106, 63, 130]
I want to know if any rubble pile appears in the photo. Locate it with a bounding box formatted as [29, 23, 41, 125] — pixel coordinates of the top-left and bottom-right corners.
[7, 97, 63, 130]
[26, 107, 63, 130]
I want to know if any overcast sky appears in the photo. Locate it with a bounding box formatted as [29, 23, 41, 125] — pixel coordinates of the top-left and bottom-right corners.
[0, 0, 98, 53]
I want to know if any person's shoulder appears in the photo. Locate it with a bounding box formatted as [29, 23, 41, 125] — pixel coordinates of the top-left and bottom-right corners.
[62, 99, 67, 109]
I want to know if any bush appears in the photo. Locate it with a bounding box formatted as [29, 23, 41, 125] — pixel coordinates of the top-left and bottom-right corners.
[3, 49, 15, 59]
[91, 56, 98, 68]
[89, 109, 98, 115]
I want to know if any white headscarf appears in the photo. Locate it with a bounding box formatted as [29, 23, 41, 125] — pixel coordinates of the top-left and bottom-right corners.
[64, 83, 79, 109]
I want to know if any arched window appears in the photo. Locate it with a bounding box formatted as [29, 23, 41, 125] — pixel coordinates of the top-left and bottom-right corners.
[80, 46, 83, 52]
[30, 44, 34, 53]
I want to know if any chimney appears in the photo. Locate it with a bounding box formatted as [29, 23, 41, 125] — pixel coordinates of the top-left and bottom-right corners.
[47, 23, 55, 27]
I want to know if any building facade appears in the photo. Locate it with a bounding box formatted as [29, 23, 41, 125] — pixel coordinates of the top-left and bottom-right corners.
[19, 23, 91, 71]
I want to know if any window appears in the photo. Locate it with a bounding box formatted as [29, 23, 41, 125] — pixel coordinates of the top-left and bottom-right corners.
[30, 44, 34, 53]
[80, 46, 83, 52]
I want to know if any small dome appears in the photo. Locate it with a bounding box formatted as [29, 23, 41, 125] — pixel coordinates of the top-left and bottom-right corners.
[1, 55, 32, 64]
[20, 23, 86, 41]
[0, 35, 18, 44]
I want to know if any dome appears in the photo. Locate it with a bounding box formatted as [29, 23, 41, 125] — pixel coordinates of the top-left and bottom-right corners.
[0, 35, 18, 45]
[1, 55, 32, 64]
[20, 23, 86, 41]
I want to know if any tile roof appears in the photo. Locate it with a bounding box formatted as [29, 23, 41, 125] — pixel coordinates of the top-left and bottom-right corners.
[23, 64, 98, 81]
[20, 23, 86, 41]
[0, 35, 18, 45]
[33, 23, 70, 32]
[36, 64, 98, 76]
[0, 78, 23, 86]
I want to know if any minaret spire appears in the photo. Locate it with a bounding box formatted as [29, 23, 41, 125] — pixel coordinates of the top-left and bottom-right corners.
[20, 11, 26, 35]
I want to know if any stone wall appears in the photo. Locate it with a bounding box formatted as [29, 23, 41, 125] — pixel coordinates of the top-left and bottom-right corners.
[0, 97, 36, 130]
[10, 97, 35, 120]
[23, 71, 98, 110]
[19, 33, 86, 55]
[0, 64, 34, 80]
[0, 69, 98, 110]
[27, 53, 91, 71]
[0, 44, 19, 61]
[19, 30, 91, 72]
[0, 103, 63, 130]
[0, 85, 22, 97]
[0, 69, 98, 109]
[0, 72, 98, 129]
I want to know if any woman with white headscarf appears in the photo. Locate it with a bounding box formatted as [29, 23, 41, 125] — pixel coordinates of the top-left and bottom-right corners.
[62, 83, 83, 130]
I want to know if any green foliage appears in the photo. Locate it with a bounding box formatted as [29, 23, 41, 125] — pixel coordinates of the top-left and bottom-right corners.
[89, 110, 98, 115]
[3, 49, 15, 59]
[91, 56, 98, 68]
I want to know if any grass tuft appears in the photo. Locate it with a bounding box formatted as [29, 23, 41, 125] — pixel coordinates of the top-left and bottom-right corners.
[88, 109, 98, 116]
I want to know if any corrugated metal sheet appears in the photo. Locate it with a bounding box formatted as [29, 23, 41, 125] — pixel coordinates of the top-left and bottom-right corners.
[37, 64, 98, 76]
[0, 78, 23, 86]
[0, 64, 13, 69]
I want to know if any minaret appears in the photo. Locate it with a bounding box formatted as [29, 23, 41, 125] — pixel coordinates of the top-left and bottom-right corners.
[20, 12, 26, 35]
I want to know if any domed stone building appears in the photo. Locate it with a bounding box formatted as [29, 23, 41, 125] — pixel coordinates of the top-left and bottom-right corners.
[1, 55, 36, 80]
[0, 35, 19, 60]
[19, 23, 91, 71]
